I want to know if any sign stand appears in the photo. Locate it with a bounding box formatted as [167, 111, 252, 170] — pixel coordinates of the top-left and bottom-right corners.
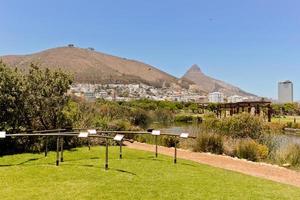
[105, 138, 109, 170]
[113, 134, 125, 159]
[119, 142, 122, 159]
[155, 136, 158, 158]
[56, 136, 60, 166]
[87, 130, 97, 151]
[151, 130, 160, 158]
[44, 137, 48, 157]
[174, 133, 190, 164]
[60, 137, 64, 162]
[174, 138, 177, 164]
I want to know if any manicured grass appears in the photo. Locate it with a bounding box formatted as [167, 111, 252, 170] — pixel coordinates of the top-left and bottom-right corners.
[0, 147, 300, 200]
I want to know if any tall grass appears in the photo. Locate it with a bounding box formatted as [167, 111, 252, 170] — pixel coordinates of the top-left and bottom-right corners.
[193, 132, 224, 154]
[275, 144, 300, 167]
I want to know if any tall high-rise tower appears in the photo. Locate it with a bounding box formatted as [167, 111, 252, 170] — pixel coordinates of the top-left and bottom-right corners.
[278, 81, 293, 103]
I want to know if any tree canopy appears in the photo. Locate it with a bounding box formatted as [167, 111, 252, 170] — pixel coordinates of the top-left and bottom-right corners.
[0, 61, 73, 132]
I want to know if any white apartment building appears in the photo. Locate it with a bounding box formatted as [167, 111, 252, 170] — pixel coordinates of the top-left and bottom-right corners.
[208, 92, 225, 103]
[227, 95, 244, 103]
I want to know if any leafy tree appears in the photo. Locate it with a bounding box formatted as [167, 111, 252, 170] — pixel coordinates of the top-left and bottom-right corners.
[0, 62, 73, 154]
[26, 64, 73, 129]
[0, 61, 27, 132]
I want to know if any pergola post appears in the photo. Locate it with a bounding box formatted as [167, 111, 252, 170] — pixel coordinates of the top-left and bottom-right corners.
[268, 106, 272, 122]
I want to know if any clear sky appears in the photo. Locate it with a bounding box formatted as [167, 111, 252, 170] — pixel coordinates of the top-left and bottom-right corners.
[1, 0, 299, 100]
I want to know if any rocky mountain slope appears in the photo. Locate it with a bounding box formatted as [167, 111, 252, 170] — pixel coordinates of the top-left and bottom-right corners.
[182, 64, 255, 97]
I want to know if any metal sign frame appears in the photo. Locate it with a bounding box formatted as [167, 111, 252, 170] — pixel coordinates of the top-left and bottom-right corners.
[87, 129, 97, 135]
[151, 130, 161, 136]
[113, 134, 125, 141]
[0, 128, 196, 169]
[180, 133, 189, 138]
[78, 132, 89, 138]
[0, 131, 6, 138]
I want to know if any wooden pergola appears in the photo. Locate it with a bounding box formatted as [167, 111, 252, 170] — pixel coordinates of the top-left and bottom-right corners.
[200, 101, 273, 122]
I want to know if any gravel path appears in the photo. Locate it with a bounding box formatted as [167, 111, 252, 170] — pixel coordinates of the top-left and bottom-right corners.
[124, 141, 300, 188]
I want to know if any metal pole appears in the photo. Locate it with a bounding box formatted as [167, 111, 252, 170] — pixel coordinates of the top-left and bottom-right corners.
[155, 135, 158, 158]
[174, 139, 177, 164]
[44, 137, 48, 157]
[56, 136, 60, 166]
[105, 138, 108, 170]
[60, 137, 64, 162]
[119, 141, 122, 159]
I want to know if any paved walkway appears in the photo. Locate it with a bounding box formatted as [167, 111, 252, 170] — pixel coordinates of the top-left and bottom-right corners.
[124, 141, 300, 188]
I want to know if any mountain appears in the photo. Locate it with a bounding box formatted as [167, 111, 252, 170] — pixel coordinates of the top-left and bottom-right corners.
[0, 46, 191, 88]
[182, 64, 255, 97]
[0, 46, 255, 97]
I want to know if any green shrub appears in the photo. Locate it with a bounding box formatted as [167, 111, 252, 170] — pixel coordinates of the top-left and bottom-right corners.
[202, 113, 220, 132]
[161, 136, 179, 148]
[175, 115, 194, 123]
[257, 134, 279, 160]
[264, 122, 285, 134]
[235, 139, 269, 161]
[193, 132, 224, 154]
[175, 115, 202, 123]
[219, 113, 264, 139]
[130, 108, 151, 129]
[134, 134, 179, 148]
[153, 109, 174, 124]
[107, 120, 133, 131]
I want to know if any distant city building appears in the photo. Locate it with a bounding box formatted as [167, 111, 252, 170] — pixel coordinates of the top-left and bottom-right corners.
[227, 95, 244, 103]
[84, 91, 96, 101]
[208, 92, 225, 103]
[69, 83, 211, 102]
[278, 80, 293, 103]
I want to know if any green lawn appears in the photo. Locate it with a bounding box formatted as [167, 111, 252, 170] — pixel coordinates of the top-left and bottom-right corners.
[0, 147, 300, 200]
[272, 116, 300, 123]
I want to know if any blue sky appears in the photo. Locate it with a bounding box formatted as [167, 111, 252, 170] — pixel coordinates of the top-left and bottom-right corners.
[1, 0, 299, 100]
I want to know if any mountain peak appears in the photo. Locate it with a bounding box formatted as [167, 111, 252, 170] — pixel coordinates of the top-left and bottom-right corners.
[190, 64, 201, 71]
[182, 64, 256, 97]
[189, 64, 202, 73]
[185, 64, 204, 76]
